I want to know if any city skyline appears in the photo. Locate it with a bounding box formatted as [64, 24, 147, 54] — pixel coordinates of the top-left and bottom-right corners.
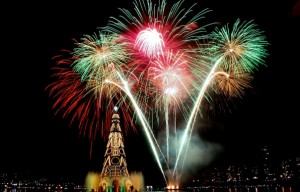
[2, 0, 300, 187]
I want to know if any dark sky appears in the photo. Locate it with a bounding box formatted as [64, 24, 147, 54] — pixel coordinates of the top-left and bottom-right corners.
[2, 0, 300, 187]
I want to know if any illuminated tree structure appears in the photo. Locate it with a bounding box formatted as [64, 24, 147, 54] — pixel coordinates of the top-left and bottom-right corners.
[100, 107, 133, 192]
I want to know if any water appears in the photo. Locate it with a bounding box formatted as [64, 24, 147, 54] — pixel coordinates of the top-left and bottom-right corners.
[0, 187, 297, 192]
[187, 186, 296, 192]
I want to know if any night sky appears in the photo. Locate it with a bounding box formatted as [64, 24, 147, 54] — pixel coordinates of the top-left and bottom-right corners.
[2, 0, 300, 187]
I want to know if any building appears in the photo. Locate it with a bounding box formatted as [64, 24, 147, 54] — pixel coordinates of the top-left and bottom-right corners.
[99, 107, 132, 192]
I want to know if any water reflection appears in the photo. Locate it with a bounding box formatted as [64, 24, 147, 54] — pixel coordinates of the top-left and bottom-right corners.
[1, 187, 296, 192]
[191, 187, 295, 192]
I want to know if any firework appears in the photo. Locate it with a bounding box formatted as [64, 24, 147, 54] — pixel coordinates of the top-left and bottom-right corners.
[47, 0, 269, 188]
[101, 0, 212, 55]
[209, 19, 269, 73]
[70, 32, 134, 91]
[174, 19, 269, 175]
[46, 34, 138, 154]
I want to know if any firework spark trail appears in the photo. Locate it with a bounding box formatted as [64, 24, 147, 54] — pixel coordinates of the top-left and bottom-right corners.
[173, 18, 269, 178]
[149, 50, 195, 172]
[165, 101, 170, 163]
[104, 78, 171, 174]
[173, 56, 223, 175]
[116, 71, 168, 185]
[178, 70, 229, 180]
